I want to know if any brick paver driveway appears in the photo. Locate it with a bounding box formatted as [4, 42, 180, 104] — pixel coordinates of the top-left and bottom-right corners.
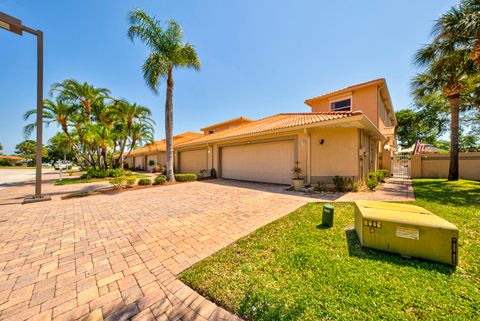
[0, 178, 308, 321]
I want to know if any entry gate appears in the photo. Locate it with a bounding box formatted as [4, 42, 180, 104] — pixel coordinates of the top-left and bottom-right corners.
[391, 152, 411, 178]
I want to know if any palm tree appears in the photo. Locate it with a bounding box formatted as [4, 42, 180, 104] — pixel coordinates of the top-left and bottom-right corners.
[412, 48, 477, 180]
[128, 9, 200, 181]
[432, 0, 480, 65]
[51, 79, 111, 123]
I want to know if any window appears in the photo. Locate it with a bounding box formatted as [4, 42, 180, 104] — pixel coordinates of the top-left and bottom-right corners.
[208, 129, 216, 134]
[330, 98, 351, 111]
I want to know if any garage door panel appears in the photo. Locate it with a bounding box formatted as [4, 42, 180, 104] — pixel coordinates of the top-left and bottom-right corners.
[134, 156, 143, 169]
[221, 141, 294, 184]
[180, 149, 207, 174]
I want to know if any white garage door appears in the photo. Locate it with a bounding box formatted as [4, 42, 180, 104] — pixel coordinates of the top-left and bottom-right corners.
[179, 149, 207, 174]
[134, 156, 143, 169]
[221, 140, 294, 184]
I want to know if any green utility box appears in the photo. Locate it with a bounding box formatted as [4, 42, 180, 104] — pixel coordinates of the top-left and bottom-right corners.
[322, 204, 334, 227]
[354, 200, 458, 265]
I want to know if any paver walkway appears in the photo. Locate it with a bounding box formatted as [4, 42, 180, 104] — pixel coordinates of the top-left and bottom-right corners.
[0, 175, 413, 321]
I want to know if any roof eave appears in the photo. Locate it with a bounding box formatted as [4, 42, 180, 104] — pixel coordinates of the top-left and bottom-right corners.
[177, 114, 385, 148]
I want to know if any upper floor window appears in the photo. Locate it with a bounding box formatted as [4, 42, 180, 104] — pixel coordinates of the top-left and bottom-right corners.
[330, 98, 351, 111]
[208, 129, 216, 135]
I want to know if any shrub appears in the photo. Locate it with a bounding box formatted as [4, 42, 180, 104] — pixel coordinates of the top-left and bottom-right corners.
[365, 172, 379, 190]
[0, 159, 13, 166]
[156, 175, 167, 180]
[80, 173, 88, 179]
[148, 160, 155, 166]
[376, 169, 388, 182]
[110, 177, 126, 190]
[153, 176, 166, 185]
[138, 178, 152, 186]
[332, 176, 351, 192]
[125, 177, 136, 186]
[352, 182, 360, 192]
[106, 168, 124, 177]
[174, 174, 197, 182]
[123, 170, 133, 177]
[15, 162, 23, 166]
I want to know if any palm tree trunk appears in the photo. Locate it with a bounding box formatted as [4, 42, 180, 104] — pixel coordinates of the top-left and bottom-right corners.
[448, 95, 460, 181]
[165, 68, 175, 182]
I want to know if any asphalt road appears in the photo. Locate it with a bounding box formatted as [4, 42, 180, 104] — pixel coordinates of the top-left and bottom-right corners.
[0, 168, 56, 189]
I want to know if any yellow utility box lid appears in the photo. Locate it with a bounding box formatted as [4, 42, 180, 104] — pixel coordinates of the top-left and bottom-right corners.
[355, 200, 457, 230]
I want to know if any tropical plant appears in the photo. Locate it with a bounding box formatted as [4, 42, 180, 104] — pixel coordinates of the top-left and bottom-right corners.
[291, 161, 302, 179]
[128, 8, 201, 182]
[14, 140, 47, 164]
[24, 79, 154, 170]
[431, 0, 480, 65]
[412, 47, 478, 180]
[0, 142, 3, 155]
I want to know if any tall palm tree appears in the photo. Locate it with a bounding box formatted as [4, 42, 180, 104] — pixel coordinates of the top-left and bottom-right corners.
[432, 0, 480, 65]
[128, 9, 200, 181]
[412, 48, 477, 180]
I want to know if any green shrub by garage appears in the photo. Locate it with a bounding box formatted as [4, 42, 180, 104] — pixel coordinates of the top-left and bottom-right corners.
[174, 173, 197, 182]
[153, 176, 166, 185]
[138, 178, 152, 186]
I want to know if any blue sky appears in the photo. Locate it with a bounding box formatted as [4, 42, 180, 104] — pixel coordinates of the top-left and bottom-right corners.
[0, 0, 456, 154]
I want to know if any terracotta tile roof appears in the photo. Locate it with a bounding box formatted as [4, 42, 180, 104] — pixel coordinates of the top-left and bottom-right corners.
[178, 111, 363, 146]
[129, 132, 203, 156]
[200, 117, 254, 131]
[304, 78, 385, 106]
[0, 155, 24, 161]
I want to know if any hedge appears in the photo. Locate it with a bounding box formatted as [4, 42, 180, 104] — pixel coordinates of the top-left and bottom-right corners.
[174, 174, 197, 182]
[138, 178, 152, 186]
[153, 176, 166, 185]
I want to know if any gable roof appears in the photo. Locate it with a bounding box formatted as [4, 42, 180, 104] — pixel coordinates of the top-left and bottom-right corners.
[178, 111, 384, 147]
[200, 116, 254, 131]
[304, 78, 386, 106]
[129, 132, 203, 156]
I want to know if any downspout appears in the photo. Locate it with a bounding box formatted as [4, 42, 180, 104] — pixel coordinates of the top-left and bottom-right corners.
[305, 129, 311, 184]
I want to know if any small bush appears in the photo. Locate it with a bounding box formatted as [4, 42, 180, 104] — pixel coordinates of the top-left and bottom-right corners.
[15, 162, 23, 166]
[138, 178, 152, 186]
[365, 172, 379, 190]
[125, 177, 136, 186]
[110, 177, 126, 190]
[156, 175, 167, 181]
[123, 170, 133, 177]
[376, 169, 388, 182]
[148, 160, 155, 167]
[174, 173, 197, 182]
[0, 159, 13, 166]
[80, 173, 88, 179]
[352, 182, 360, 192]
[153, 176, 166, 185]
[332, 176, 351, 192]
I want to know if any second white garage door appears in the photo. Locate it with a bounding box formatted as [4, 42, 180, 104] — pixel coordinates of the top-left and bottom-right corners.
[179, 149, 207, 174]
[221, 140, 294, 184]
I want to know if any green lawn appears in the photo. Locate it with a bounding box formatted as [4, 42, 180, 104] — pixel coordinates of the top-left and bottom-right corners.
[179, 179, 480, 320]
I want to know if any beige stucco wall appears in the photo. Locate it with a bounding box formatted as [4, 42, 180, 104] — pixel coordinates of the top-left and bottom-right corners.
[411, 152, 480, 180]
[309, 86, 379, 127]
[310, 128, 359, 182]
[182, 127, 383, 184]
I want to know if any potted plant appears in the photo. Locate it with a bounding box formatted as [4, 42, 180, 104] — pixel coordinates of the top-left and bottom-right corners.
[199, 169, 208, 178]
[291, 161, 304, 191]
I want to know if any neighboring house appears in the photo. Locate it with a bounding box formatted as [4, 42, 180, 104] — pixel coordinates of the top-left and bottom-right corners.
[126, 78, 397, 185]
[125, 132, 203, 171]
[0, 155, 24, 165]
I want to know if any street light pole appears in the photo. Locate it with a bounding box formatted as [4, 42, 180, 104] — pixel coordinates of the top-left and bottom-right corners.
[0, 12, 50, 203]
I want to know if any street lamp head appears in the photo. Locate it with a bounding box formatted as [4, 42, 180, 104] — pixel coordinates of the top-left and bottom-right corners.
[0, 12, 23, 35]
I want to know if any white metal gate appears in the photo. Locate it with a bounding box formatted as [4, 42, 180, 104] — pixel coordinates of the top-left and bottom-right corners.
[391, 152, 411, 178]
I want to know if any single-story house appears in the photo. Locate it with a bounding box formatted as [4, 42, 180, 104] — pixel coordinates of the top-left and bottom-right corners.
[125, 132, 204, 171]
[0, 155, 24, 165]
[126, 78, 397, 184]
